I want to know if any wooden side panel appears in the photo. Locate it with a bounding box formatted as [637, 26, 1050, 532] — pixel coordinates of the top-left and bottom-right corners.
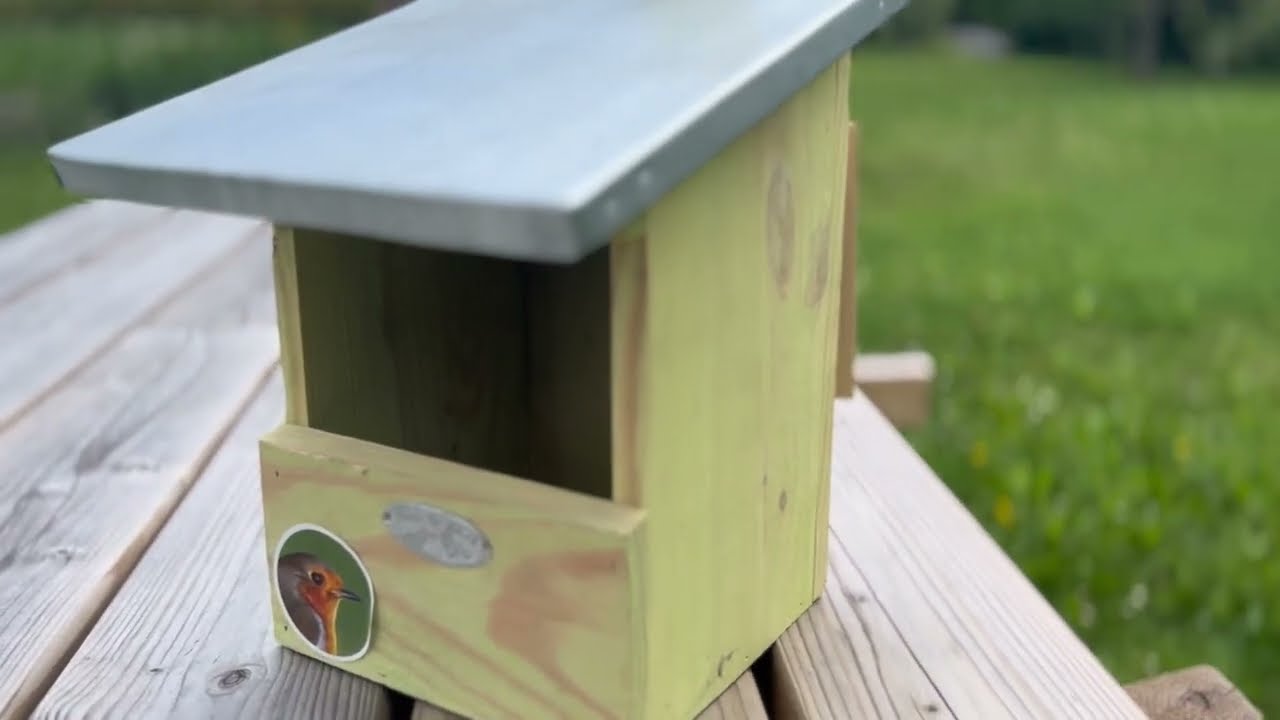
[273, 228, 529, 476]
[612, 58, 850, 719]
[272, 228, 309, 425]
[260, 425, 646, 720]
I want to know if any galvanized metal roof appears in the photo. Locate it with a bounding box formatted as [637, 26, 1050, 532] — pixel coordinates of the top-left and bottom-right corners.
[48, 0, 904, 263]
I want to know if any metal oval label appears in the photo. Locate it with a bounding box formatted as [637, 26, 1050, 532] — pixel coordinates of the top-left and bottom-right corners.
[382, 502, 492, 568]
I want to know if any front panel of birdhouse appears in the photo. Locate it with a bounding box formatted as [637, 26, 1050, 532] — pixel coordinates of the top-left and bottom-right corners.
[256, 58, 851, 720]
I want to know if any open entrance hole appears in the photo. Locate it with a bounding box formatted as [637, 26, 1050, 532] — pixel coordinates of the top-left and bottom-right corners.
[285, 229, 612, 499]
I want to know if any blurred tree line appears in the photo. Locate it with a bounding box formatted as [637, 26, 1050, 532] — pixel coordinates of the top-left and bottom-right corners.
[4, 0, 1277, 77]
[0, 0, 379, 23]
[885, 0, 1280, 74]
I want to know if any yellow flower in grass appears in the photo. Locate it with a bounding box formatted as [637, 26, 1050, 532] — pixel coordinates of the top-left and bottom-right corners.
[1172, 433, 1192, 466]
[994, 493, 1016, 529]
[969, 439, 989, 469]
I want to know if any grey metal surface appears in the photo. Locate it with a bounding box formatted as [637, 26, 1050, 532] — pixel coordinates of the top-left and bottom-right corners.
[48, 0, 904, 263]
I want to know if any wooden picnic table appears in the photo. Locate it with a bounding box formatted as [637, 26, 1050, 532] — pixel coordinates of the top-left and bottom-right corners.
[0, 200, 1258, 719]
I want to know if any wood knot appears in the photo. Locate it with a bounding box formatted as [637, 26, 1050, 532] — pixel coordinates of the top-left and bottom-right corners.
[766, 164, 795, 297]
[716, 651, 734, 678]
[218, 668, 250, 689]
[207, 664, 263, 695]
[805, 220, 833, 307]
[1181, 688, 1213, 710]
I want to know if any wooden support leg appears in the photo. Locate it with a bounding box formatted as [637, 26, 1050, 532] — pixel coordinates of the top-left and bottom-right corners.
[1124, 665, 1261, 720]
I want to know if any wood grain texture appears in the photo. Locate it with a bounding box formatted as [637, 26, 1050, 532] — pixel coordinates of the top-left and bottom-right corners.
[410, 668, 769, 720]
[611, 57, 850, 718]
[834, 122, 859, 399]
[275, 227, 612, 497]
[770, 392, 1147, 720]
[275, 227, 529, 476]
[0, 206, 260, 430]
[0, 224, 279, 720]
[272, 228, 309, 425]
[527, 247, 613, 499]
[260, 424, 646, 720]
[0, 200, 167, 306]
[1124, 665, 1261, 720]
[33, 374, 391, 720]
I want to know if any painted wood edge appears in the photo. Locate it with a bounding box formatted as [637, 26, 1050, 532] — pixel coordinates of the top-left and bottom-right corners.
[833, 121, 859, 399]
[608, 218, 648, 509]
[261, 423, 645, 537]
[410, 666, 767, 720]
[271, 227, 309, 425]
[811, 60, 852, 603]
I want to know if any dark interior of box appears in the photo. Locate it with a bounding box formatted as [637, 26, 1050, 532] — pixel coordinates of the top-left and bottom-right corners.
[287, 229, 612, 500]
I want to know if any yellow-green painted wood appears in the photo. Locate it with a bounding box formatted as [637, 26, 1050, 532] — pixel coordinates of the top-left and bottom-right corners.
[834, 122, 859, 400]
[271, 228, 309, 425]
[260, 424, 647, 720]
[264, 57, 849, 720]
[610, 57, 850, 718]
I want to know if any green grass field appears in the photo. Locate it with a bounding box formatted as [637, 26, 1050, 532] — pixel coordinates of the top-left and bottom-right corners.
[3, 25, 1279, 713]
[851, 49, 1280, 711]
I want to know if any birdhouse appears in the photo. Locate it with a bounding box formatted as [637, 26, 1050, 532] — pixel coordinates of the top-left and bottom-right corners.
[46, 1, 901, 717]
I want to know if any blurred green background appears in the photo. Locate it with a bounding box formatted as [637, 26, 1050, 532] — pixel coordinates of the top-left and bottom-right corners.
[2, 0, 1278, 713]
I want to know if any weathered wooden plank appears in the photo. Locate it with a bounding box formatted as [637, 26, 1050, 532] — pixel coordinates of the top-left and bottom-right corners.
[771, 557, 956, 720]
[770, 393, 1147, 720]
[853, 350, 935, 429]
[695, 672, 769, 720]
[0, 232, 278, 720]
[33, 374, 393, 720]
[0, 200, 168, 305]
[0, 207, 260, 430]
[260, 423, 645, 720]
[610, 55, 850, 719]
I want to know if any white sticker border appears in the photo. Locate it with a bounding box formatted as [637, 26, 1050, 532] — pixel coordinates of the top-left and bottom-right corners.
[273, 522, 375, 663]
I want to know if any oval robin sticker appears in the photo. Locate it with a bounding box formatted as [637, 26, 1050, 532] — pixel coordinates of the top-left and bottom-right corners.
[274, 523, 374, 662]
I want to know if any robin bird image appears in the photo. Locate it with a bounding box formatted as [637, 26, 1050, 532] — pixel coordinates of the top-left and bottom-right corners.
[277, 552, 361, 655]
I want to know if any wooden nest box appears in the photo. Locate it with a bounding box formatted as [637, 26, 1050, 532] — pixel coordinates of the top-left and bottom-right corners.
[46, 1, 902, 716]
